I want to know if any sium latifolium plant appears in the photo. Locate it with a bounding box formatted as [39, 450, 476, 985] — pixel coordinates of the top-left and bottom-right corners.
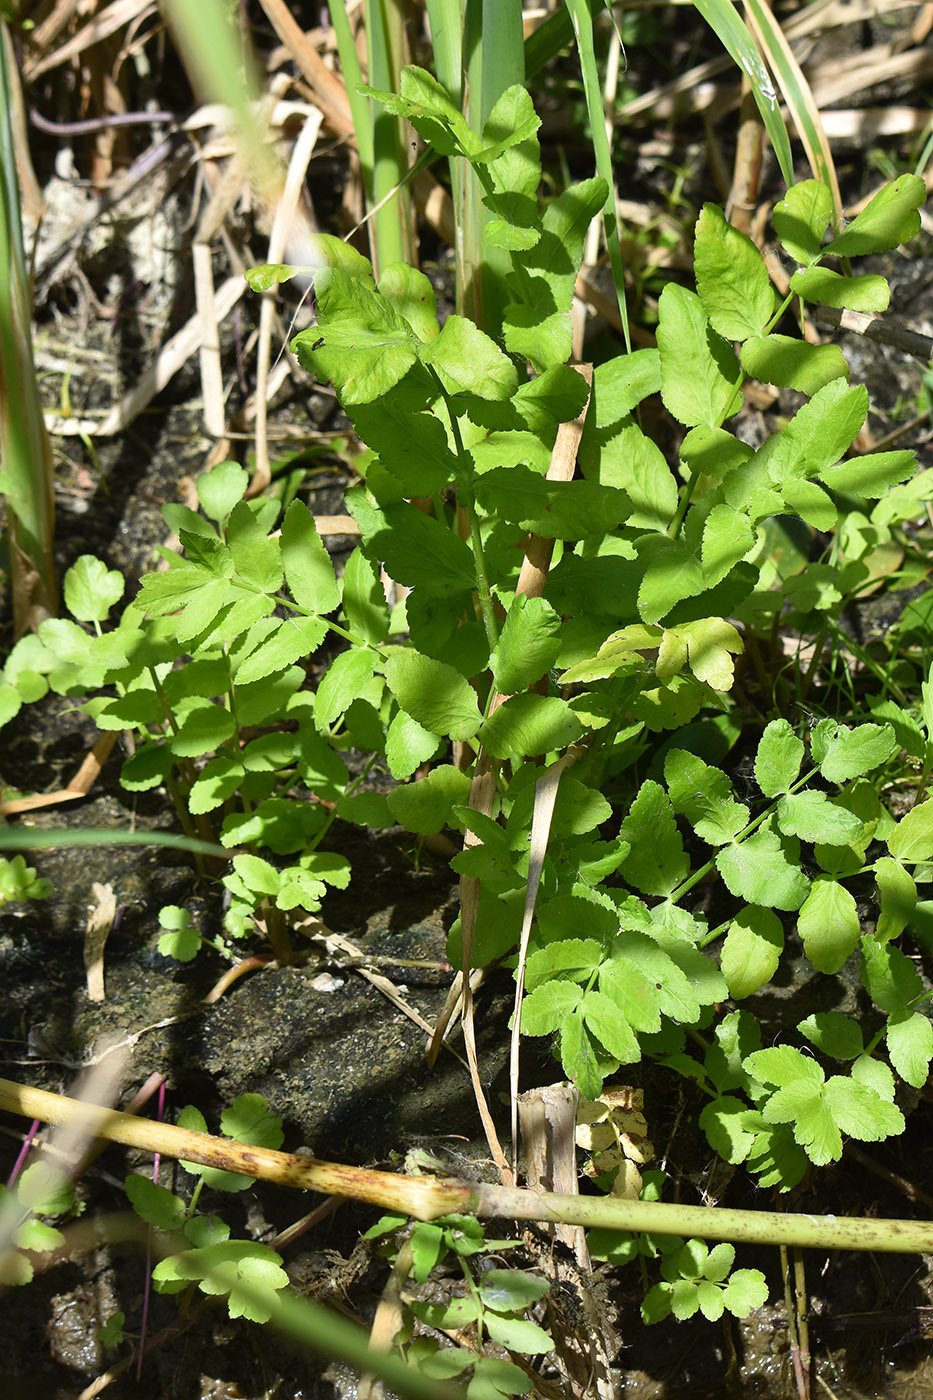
[0, 76, 930, 1203]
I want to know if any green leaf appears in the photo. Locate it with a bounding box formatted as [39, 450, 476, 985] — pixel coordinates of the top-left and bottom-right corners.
[170, 699, 237, 758]
[484, 1311, 553, 1355]
[660, 616, 744, 691]
[491, 596, 562, 694]
[797, 1012, 863, 1060]
[480, 1269, 550, 1311]
[315, 648, 379, 727]
[226, 502, 283, 592]
[280, 501, 340, 614]
[158, 925, 201, 961]
[762, 379, 867, 485]
[722, 1269, 769, 1318]
[619, 780, 689, 897]
[377, 262, 438, 341]
[558, 1007, 603, 1100]
[819, 450, 918, 497]
[475, 468, 629, 539]
[521, 979, 584, 1035]
[188, 756, 246, 815]
[886, 1011, 933, 1089]
[636, 535, 705, 625]
[860, 935, 921, 1016]
[17, 1161, 75, 1217]
[582, 987, 641, 1064]
[773, 179, 833, 265]
[221, 1093, 284, 1150]
[221, 798, 325, 855]
[874, 855, 917, 942]
[419, 314, 517, 400]
[776, 791, 864, 845]
[384, 709, 439, 780]
[755, 719, 804, 797]
[816, 722, 898, 784]
[701, 505, 755, 587]
[656, 284, 743, 428]
[292, 269, 417, 404]
[341, 547, 389, 644]
[823, 173, 925, 256]
[235, 616, 327, 687]
[348, 494, 476, 596]
[351, 396, 457, 496]
[716, 821, 809, 911]
[664, 749, 748, 845]
[888, 801, 933, 863]
[590, 349, 662, 427]
[694, 203, 776, 340]
[479, 693, 583, 762]
[64, 556, 124, 622]
[721, 906, 784, 999]
[797, 877, 860, 974]
[197, 461, 249, 521]
[385, 764, 472, 834]
[740, 335, 848, 395]
[384, 650, 482, 741]
[791, 266, 890, 314]
[125, 1174, 186, 1231]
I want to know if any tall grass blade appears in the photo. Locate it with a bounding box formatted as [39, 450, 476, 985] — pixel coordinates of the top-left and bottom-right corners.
[743, 0, 842, 224]
[565, 0, 631, 354]
[692, 0, 794, 189]
[0, 20, 57, 631]
[365, 0, 416, 274]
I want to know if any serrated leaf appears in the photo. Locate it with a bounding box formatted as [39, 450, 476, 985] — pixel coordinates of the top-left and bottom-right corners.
[419, 314, 517, 400]
[220, 1093, 284, 1150]
[820, 450, 917, 497]
[701, 505, 755, 587]
[797, 877, 860, 974]
[619, 780, 689, 896]
[491, 595, 562, 694]
[526, 937, 603, 990]
[860, 935, 921, 1016]
[777, 791, 864, 845]
[874, 855, 917, 942]
[384, 709, 439, 780]
[291, 269, 417, 404]
[664, 616, 744, 691]
[480, 1269, 550, 1311]
[384, 650, 481, 741]
[657, 284, 743, 428]
[280, 501, 340, 614]
[479, 693, 583, 761]
[740, 335, 848, 395]
[664, 749, 748, 845]
[797, 1012, 863, 1060]
[64, 556, 124, 622]
[722, 1269, 769, 1317]
[315, 648, 379, 727]
[235, 616, 327, 687]
[591, 349, 662, 427]
[126, 1175, 186, 1231]
[188, 756, 246, 815]
[226, 502, 283, 592]
[823, 173, 925, 256]
[377, 262, 438, 341]
[521, 979, 584, 1035]
[197, 461, 249, 521]
[170, 699, 237, 758]
[348, 494, 476, 596]
[791, 267, 890, 314]
[694, 203, 776, 340]
[818, 722, 898, 784]
[636, 535, 705, 625]
[886, 1011, 933, 1089]
[773, 179, 833, 264]
[582, 988, 641, 1064]
[558, 1008, 603, 1100]
[762, 379, 867, 485]
[721, 906, 784, 999]
[385, 764, 472, 834]
[755, 719, 804, 797]
[716, 822, 809, 911]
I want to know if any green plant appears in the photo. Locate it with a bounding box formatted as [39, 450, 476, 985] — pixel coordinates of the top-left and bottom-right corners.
[0, 853, 51, 906]
[0, 1158, 79, 1285]
[366, 1209, 553, 1397]
[126, 1093, 289, 1324]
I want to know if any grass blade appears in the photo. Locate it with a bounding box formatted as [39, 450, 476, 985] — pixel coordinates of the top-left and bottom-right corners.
[0, 20, 57, 631]
[565, 0, 631, 353]
[743, 0, 842, 225]
[692, 0, 794, 189]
